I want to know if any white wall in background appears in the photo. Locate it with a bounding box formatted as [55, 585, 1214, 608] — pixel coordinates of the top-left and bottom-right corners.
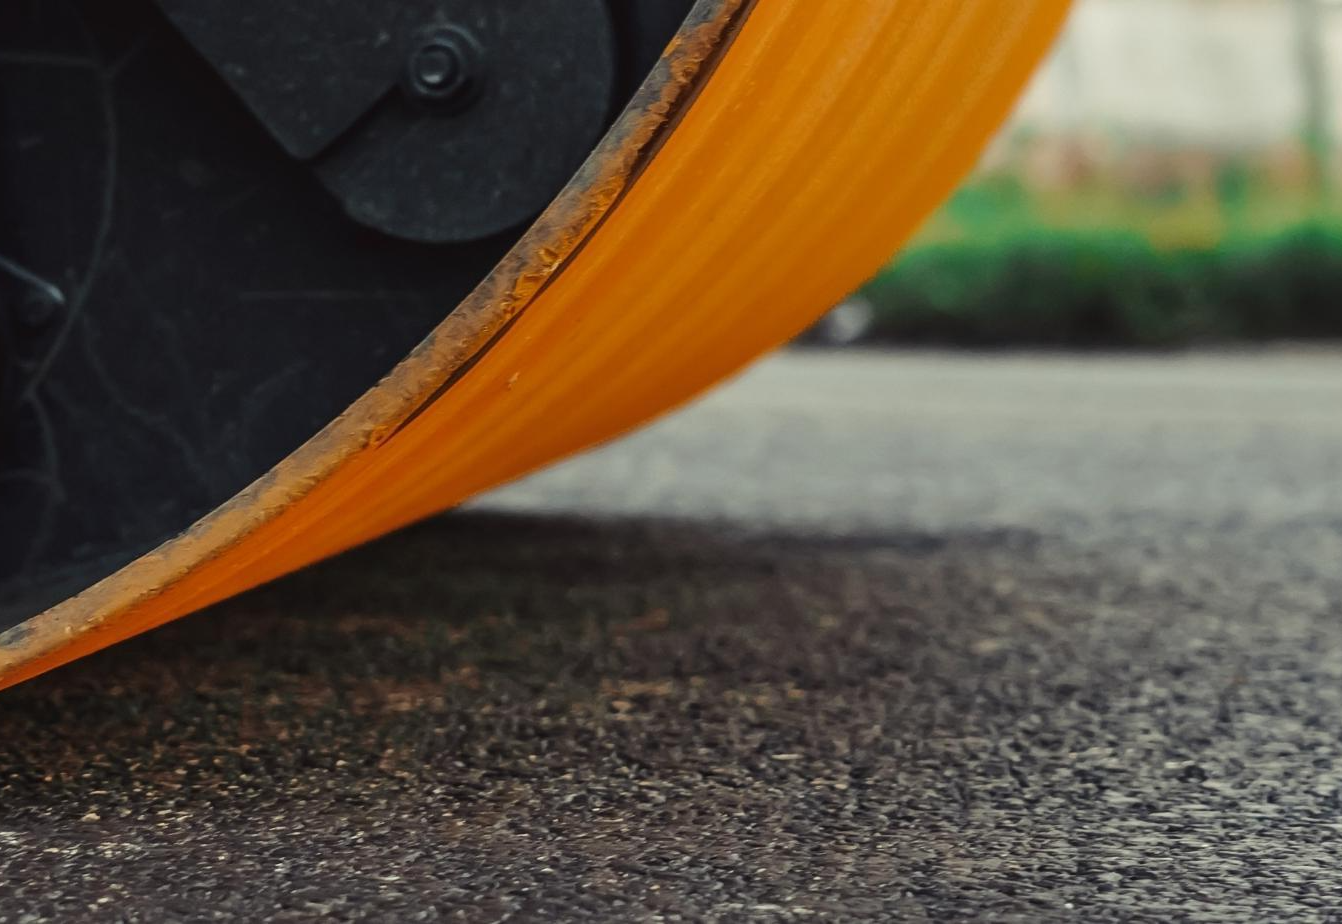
[1005, 0, 1342, 148]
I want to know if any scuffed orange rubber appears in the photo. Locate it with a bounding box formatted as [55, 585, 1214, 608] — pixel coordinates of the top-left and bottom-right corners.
[0, 0, 1071, 690]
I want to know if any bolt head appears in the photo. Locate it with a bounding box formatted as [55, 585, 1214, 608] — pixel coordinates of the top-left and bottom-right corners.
[403, 27, 484, 112]
[411, 44, 460, 91]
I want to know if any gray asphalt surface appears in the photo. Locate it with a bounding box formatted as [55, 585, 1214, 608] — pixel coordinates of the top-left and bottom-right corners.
[4, 349, 1342, 921]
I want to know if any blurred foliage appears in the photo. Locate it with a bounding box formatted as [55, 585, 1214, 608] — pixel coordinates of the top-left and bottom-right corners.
[861, 168, 1342, 346]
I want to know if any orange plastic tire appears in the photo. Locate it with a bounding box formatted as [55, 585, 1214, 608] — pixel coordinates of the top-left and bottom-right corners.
[0, 0, 1071, 691]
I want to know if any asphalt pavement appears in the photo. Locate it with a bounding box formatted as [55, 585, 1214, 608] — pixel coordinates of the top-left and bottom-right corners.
[3, 349, 1342, 921]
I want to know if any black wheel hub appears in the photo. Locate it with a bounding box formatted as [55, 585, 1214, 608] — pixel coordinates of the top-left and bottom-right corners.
[0, 0, 695, 626]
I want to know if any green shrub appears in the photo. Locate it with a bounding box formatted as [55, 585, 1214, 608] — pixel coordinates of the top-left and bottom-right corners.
[861, 222, 1342, 347]
[1208, 224, 1342, 340]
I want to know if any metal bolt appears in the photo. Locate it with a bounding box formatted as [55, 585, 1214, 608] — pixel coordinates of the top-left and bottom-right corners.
[403, 27, 484, 112]
[412, 44, 460, 90]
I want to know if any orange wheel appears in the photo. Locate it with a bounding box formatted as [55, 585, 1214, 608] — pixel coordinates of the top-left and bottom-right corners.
[0, 0, 1070, 691]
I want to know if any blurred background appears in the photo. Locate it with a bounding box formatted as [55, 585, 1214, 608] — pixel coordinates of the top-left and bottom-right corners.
[819, 0, 1342, 348]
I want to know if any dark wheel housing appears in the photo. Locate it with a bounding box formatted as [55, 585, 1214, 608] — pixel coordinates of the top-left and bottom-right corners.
[0, 0, 695, 627]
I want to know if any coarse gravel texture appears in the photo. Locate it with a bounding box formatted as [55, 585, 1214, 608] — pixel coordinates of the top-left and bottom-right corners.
[3, 350, 1342, 922]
